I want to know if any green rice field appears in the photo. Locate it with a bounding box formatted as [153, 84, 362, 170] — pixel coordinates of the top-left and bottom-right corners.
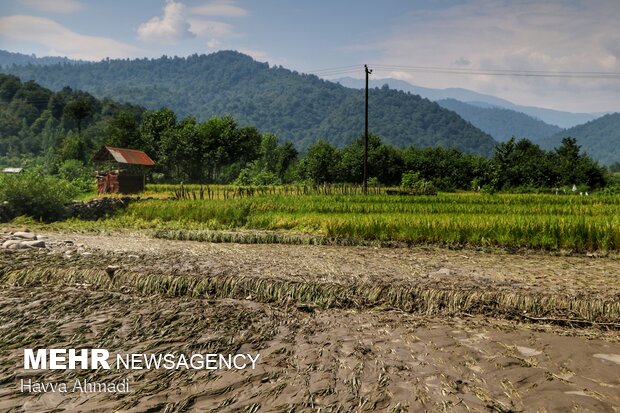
[53, 189, 620, 252]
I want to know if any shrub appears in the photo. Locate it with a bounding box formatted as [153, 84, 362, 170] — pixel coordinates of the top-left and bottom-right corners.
[0, 170, 78, 222]
[58, 159, 95, 192]
[401, 171, 437, 195]
[234, 165, 279, 186]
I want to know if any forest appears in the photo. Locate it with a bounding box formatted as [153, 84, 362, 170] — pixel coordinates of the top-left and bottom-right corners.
[0, 74, 608, 193]
[1, 51, 497, 156]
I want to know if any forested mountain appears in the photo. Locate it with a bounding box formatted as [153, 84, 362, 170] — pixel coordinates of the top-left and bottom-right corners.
[436, 98, 562, 143]
[336, 76, 601, 128]
[0, 50, 496, 156]
[0, 74, 607, 190]
[539, 113, 620, 165]
[0, 50, 79, 67]
[0, 73, 144, 163]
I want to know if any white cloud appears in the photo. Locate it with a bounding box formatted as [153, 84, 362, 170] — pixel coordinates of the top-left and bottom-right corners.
[372, 0, 620, 112]
[20, 0, 82, 13]
[138, 0, 195, 44]
[0, 15, 140, 60]
[191, 0, 248, 17]
[188, 19, 234, 37]
[207, 39, 222, 49]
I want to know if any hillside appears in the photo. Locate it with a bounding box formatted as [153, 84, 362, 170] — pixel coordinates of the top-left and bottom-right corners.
[335, 76, 601, 128]
[0, 73, 144, 163]
[539, 113, 620, 165]
[0, 50, 79, 67]
[436, 98, 562, 143]
[0, 51, 496, 156]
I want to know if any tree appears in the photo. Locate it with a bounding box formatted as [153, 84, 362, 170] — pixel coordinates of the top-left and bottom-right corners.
[275, 141, 298, 182]
[140, 108, 177, 160]
[555, 137, 581, 185]
[64, 96, 95, 136]
[59, 131, 87, 163]
[298, 140, 341, 183]
[260, 133, 279, 172]
[105, 110, 142, 149]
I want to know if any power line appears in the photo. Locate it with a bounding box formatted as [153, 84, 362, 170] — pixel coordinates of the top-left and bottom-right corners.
[308, 64, 620, 79]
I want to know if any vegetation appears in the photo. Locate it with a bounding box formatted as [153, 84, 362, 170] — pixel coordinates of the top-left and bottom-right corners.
[0, 50, 78, 67]
[1, 51, 497, 155]
[540, 113, 620, 165]
[0, 72, 608, 192]
[27, 190, 620, 253]
[0, 73, 144, 169]
[3, 265, 617, 324]
[0, 169, 77, 222]
[437, 98, 563, 143]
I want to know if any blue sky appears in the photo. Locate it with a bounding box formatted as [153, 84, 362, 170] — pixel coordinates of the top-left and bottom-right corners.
[1, 0, 619, 112]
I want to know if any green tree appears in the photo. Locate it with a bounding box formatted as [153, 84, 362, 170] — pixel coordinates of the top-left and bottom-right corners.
[275, 141, 298, 182]
[555, 137, 581, 186]
[140, 108, 177, 160]
[298, 140, 341, 183]
[64, 96, 95, 136]
[59, 131, 87, 163]
[105, 110, 141, 149]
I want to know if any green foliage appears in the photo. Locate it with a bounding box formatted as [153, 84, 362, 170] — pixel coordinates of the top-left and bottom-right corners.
[57, 159, 94, 192]
[234, 162, 279, 186]
[401, 171, 438, 195]
[2, 51, 496, 156]
[490, 137, 607, 191]
[298, 140, 342, 184]
[0, 74, 611, 193]
[609, 162, 620, 173]
[63, 95, 96, 134]
[437, 98, 562, 143]
[0, 169, 78, 222]
[0, 74, 145, 166]
[540, 113, 620, 166]
[63, 190, 620, 252]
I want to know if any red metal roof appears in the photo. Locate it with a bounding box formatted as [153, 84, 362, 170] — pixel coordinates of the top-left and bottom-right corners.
[94, 146, 155, 166]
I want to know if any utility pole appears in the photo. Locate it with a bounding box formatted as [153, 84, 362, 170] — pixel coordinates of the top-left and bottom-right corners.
[363, 64, 372, 195]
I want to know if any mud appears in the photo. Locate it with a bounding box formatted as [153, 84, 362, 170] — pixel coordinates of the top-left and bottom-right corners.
[0, 229, 619, 412]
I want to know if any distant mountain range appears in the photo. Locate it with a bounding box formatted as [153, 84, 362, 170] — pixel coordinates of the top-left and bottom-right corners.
[0, 49, 80, 67]
[436, 98, 562, 143]
[335, 76, 620, 165]
[0, 50, 496, 156]
[1, 49, 618, 165]
[539, 113, 620, 165]
[335, 76, 602, 129]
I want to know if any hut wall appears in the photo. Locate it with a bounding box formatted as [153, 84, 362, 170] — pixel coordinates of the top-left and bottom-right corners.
[118, 174, 145, 194]
[97, 173, 119, 194]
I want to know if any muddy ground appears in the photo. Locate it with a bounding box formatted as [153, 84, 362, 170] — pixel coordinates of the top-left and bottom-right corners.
[0, 229, 619, 412]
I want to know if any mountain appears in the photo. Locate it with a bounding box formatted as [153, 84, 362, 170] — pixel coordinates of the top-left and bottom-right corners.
[0, 73, 144, 161]
[0, 50, 80, 67]
[436, 98, 562, 143]
[335, 76, 601, 129]
[538, 113, 620, 165]
[0, 50, 496, 156]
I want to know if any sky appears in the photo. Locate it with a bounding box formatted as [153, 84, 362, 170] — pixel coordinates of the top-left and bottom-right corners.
[0, 0, 619, 113]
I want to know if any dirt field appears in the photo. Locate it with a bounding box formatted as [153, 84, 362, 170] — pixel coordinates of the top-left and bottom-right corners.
[1, 229, 619, 412]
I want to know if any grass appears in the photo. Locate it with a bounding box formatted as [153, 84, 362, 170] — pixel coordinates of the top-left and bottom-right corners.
[13, 187, 620, 252]
[2, 266, 618, 325]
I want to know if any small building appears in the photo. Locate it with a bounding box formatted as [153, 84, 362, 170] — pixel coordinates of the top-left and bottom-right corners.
[93, 146, 155, 194]
[2, 167, 23, 174]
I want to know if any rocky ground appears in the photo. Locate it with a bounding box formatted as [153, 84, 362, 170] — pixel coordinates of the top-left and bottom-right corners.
[1, 228, 619, 412]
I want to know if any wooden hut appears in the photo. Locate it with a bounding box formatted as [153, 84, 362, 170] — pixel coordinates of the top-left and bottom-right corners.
[93, 146, 155, 194]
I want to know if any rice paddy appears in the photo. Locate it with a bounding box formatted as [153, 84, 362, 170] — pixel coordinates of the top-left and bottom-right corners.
[2, 214, 619, 411]
[63, 190, 620, 253]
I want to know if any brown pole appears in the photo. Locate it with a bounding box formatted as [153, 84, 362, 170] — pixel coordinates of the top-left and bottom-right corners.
[363, 64, 372, 195]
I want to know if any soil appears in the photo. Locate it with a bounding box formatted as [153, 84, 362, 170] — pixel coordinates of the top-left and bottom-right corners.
[1, 229, 619, 412]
